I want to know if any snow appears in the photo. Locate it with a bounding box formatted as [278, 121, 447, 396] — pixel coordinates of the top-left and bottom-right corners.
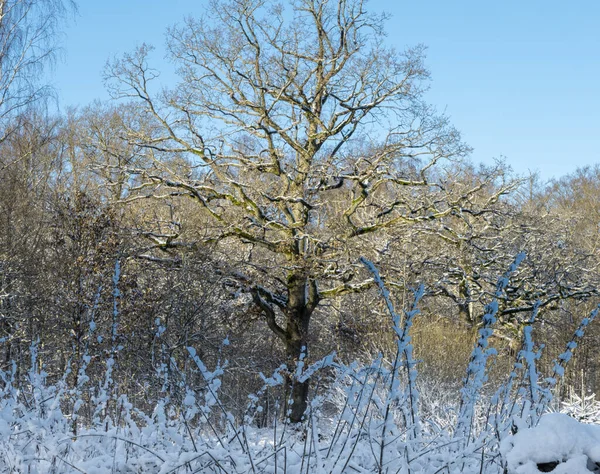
[501, 413, 600, 474]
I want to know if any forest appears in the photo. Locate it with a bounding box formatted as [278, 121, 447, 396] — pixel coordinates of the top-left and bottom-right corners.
[1, 0, 600, 473]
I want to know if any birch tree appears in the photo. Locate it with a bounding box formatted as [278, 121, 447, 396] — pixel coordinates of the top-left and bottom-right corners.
[0, 0, 74, 145]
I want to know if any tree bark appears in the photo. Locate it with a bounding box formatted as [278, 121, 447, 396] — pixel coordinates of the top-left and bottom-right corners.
[283, 272, 319, 423]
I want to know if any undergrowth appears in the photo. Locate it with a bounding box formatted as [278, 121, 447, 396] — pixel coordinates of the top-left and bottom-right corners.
[0, 254, 598, 473]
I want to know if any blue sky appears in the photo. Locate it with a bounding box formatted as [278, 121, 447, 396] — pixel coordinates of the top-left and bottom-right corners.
[51, 0, 600, 181]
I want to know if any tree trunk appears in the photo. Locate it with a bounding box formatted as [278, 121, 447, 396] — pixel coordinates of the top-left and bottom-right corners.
[286, 339, 310, 424]
[284, 272, 319, 423]
[458, 277, 475, 325]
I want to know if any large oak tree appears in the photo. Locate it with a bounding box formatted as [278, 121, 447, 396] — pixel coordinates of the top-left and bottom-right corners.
[104, 0, 519, 422]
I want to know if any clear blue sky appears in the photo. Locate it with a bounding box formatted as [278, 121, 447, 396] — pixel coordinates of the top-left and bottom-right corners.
[51, 0, 600, 181]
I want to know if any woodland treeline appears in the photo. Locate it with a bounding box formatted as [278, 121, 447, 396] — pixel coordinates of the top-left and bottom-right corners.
[1, 0, 600, 423]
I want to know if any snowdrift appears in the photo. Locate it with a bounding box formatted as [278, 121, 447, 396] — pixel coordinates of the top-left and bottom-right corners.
[501, 413, 600, 474]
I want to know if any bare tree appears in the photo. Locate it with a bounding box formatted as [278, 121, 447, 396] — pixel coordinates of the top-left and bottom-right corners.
[103, 0, 525, 422]
[398, 162, 598, 333]
[0, 0, 74, 146]
[0, 111, 61, 369]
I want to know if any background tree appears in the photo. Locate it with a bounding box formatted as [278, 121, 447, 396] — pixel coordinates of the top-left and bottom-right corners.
[0, 0, 75, 369]
[0, 112, 59, 369]
[0, 0, 74, 145]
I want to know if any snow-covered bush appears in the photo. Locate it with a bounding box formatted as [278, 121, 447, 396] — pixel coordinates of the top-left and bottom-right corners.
[562, 390, 600, 424]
